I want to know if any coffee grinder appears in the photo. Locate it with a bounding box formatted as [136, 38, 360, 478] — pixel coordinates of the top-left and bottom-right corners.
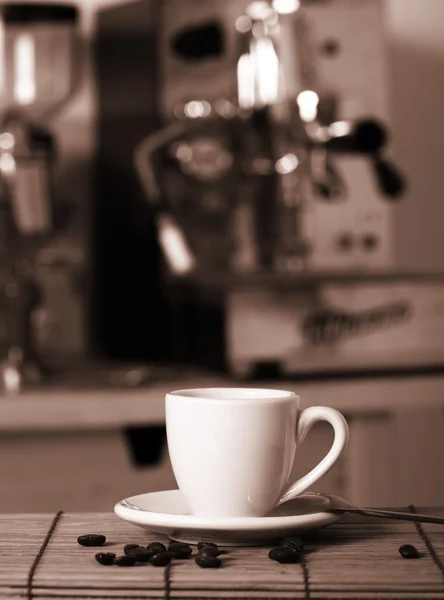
[0, 3, 81, 393]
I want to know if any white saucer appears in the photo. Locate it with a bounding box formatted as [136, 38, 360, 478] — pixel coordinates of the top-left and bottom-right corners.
[114, 490, 342, 546]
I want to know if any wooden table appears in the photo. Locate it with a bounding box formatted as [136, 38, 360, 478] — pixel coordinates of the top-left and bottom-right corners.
[1, 510, 444, 599]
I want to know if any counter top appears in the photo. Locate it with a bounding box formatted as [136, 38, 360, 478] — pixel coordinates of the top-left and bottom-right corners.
[0, 371, 444, 433]
[2, 509, 444, 599]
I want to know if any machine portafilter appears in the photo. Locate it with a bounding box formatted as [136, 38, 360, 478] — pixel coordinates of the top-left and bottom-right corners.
[308, 118, 405, 199]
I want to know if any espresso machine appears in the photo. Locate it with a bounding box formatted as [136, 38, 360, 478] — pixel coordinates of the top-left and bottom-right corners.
[135, 0, 444, 377]
[136, 0, 403, 268]
[0, 3, 92, 393]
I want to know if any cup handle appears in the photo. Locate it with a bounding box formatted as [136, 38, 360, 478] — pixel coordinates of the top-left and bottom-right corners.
[278, 406, 349, 505]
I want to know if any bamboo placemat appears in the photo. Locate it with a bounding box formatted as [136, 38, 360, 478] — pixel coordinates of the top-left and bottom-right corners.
[0, 509, 443, 599]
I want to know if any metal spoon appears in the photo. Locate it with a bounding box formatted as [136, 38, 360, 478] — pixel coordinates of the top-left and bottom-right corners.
[312, 493, 444, 525]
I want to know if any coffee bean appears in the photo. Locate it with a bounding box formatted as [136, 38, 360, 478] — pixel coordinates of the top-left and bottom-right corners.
[399, 544, 420, 559]
[115, 555, 136, 566]
[168, 542, 192, 558]
[197, 542, 219, 551]
[95, 552, 115, 565]
[269, 546, 301, 564]
[283, 536, 304, 552]
[77, 534, 106, 547]
[147, 542, 166, 553]
[195, 554, 222, 569]
[149, 551, 173, 566]
[198, 546, 221, 558]
[130, 548, 154, 563]
[124, 544, 140, 555]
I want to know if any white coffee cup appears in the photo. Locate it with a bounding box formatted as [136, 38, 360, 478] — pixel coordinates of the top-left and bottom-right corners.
[165, 387, 349, 519]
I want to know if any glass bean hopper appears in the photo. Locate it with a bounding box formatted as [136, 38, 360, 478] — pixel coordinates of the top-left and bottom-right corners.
[0, 2, 80, 236]
[0, 2, 79, 119]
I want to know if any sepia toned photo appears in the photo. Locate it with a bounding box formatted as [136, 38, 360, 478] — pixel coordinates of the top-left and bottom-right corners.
[0, 0, 443, 597]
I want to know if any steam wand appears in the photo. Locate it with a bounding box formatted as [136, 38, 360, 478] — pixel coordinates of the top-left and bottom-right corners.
[134, 121, 201, 276]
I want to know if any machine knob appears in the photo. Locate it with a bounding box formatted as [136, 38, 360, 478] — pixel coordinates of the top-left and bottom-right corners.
[362, 233, 379, 250]
[337, 233, 353, 251]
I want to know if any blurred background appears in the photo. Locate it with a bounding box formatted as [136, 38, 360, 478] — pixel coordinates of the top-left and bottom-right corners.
[0, 0, 443, 513]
